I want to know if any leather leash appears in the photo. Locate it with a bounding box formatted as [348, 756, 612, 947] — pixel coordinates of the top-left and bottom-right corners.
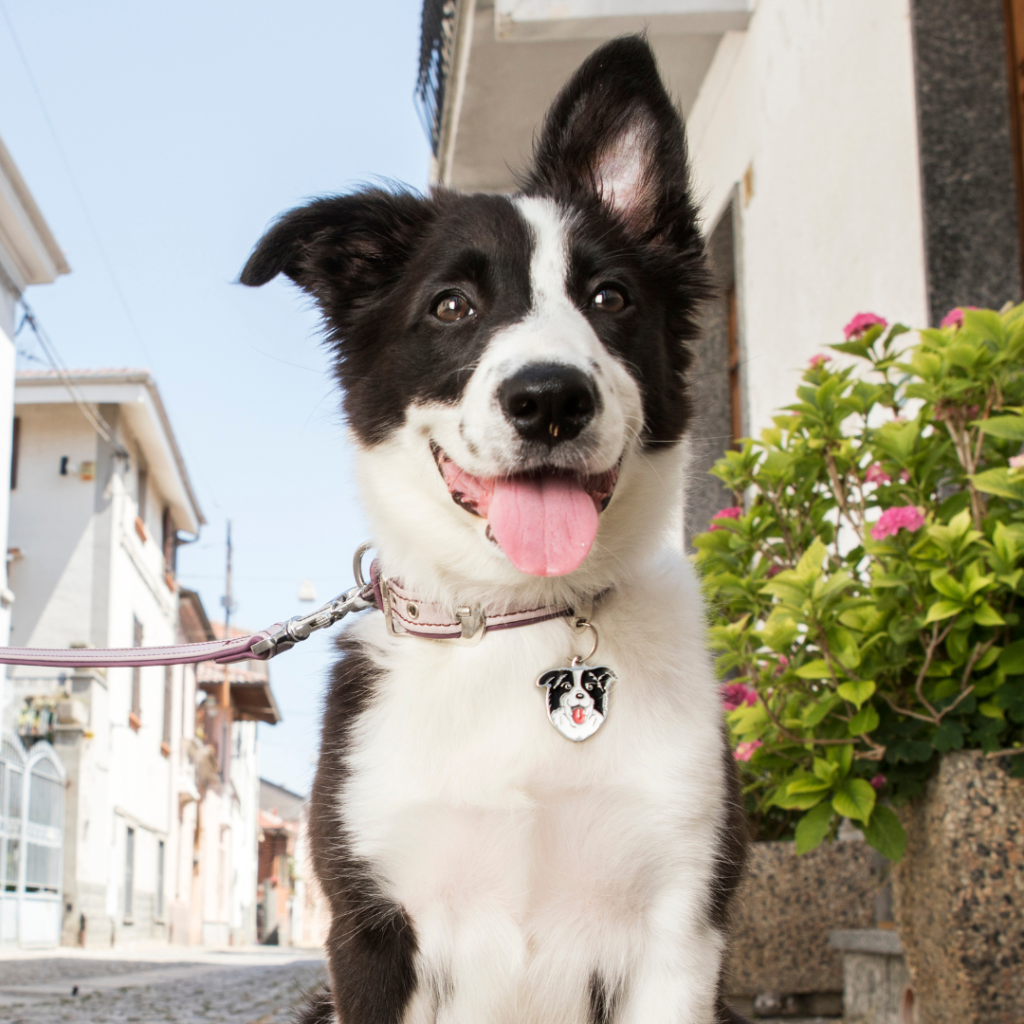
[0, 544, 586, 668]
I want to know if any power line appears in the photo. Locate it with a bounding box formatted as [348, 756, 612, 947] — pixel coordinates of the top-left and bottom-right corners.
[0, 259, 121, 452]
[0, 0, 156, 371]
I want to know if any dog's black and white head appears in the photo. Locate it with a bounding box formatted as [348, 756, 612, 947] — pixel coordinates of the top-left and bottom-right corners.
[241, 36, 708, 602]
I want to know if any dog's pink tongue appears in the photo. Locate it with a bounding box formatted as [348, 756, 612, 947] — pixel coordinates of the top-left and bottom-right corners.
[488, 475, 598, 576]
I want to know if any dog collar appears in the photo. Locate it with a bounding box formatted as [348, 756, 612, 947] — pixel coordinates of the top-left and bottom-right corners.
[370, 560, 592, 646]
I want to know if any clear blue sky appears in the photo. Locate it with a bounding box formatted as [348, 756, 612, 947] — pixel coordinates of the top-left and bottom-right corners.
[0, 0, 430, 794]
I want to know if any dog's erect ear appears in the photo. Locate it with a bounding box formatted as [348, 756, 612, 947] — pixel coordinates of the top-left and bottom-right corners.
[522, 35, 693, 239]
[239, 189, 433, 321]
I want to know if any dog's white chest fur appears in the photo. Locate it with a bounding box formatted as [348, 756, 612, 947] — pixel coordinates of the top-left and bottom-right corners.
[339, 555, 729, 1024]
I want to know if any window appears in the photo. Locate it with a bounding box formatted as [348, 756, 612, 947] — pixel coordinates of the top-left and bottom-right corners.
[161, 506, 177, 575]
[124, 826, 135, 922]
[162, 666, 172, 750]
[131, 617, 143, 727]
[137, 467, 148, 522]
[10, 417, 20, 490]
[156, 840, 165, 920]
[727, 284, 742, 446]
[1007, 0, 1024, 287]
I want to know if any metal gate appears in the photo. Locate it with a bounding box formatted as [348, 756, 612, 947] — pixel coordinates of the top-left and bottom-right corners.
[0, 732, 64, 947]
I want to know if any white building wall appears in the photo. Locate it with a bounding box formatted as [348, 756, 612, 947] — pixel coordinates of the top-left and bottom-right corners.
[230, 718, 259, 944]
[686, 0, 930, 436]
[0, 327, 15, 642]
[7, 399, 184, 946]
[8, 405, 97, 652]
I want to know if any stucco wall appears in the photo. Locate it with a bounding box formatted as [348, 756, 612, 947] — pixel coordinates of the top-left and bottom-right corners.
[686, 0, 930, 438]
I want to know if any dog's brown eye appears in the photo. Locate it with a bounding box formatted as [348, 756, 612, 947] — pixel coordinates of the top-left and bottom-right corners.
[591, 287, 626, 313]
[434, 293, 473, 322]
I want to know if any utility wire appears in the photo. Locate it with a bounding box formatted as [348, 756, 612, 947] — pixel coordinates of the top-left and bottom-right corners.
[0, 0, 156, 371]
[0, 259, 126, 454]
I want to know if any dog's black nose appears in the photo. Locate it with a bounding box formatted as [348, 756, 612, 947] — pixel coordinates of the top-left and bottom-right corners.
[498, 363, 598, 445]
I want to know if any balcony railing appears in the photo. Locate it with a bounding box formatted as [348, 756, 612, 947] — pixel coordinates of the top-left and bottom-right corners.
[415, 0, 459, 156]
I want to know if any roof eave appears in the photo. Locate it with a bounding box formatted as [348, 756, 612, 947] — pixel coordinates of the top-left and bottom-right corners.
[0, 135, 70, 289]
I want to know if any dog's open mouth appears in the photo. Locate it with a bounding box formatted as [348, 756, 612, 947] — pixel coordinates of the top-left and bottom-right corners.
[430, 443, 619, 577]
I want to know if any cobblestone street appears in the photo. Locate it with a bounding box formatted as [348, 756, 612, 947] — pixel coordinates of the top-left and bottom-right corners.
[0, 951, 327, 1024]
[0, 950, 840, 1024]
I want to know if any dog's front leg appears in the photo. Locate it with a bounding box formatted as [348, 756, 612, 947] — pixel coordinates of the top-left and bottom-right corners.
[614, 888, 726, 1024]
[410, 902, 527, 1024]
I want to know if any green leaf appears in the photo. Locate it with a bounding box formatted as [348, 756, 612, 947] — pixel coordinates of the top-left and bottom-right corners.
[999, 639, 1024, 675]
[929, 569, 966, 602]
[795, 539, 828, 581]
[774, 788, 828, 811]
[972, 414, 1024, 440]
[817, 571, 855, 601]
[830, 338, 873, 358]
[761, 615, 799, 653]
[826, 742, 854, 778]
[932, 720, 964, 751]
[795, 802, 835, 855]
[832, 778, 877, 823]
[979, 701, 1005, 720]
[862, 805, 907, 862]
[971, 468, 1024, 502]
[925, 599, 964, 623]
[803, 693, 843, 727]
[848, 704, 880, 735]
[727, 702, 768, 737]
[787, 775, 833, 794]
[795, 659, 833, 679]
[837, 680, 876, 708]
[972, 602, 1006, 627]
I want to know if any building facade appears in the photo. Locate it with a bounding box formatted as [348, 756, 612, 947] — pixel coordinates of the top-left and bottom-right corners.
[0, 136, 69, 641]
[3, 370, 204, 946]
[419, 0, 1024, 539]
[257, 778, 328, 949]
[0, 136, 70, 948]
[2, 372, 279, 949]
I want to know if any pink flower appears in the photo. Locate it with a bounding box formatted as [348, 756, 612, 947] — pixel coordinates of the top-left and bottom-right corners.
[808, 353, 832, 368]
[870, 505, 926, 541]
[899, 470, 911, 483]
[708, 506, 743, 531]
[765, 563, 782, 578]
[734, 740, 762, 762]
[722, 683, 758, 712]
[843, 313, 888, 341]
[775, 655, 790, 676]
[940, 306, 976, 330]
[1010, 454, 1024, 470]
[870, 774, 887, 792]
[865, 464, 891, 485]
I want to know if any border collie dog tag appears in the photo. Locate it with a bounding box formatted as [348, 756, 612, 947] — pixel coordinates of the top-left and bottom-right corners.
[537, 665, 615, 741]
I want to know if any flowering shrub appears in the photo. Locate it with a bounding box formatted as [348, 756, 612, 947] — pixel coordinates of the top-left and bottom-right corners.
[697, 305, 1024, 860]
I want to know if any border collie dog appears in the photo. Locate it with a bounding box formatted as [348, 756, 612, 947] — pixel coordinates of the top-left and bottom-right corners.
[242, 36, 747, 1024]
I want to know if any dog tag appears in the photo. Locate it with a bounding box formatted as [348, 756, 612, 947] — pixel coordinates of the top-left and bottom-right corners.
[537, 663, 615, 741]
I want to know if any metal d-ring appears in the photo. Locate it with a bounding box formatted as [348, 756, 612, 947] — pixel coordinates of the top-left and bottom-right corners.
[353, 541, 374, 589]
[570, 618, 599, 666]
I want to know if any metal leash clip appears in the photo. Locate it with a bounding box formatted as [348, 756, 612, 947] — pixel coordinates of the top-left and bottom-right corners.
[250, 543, 376, 659]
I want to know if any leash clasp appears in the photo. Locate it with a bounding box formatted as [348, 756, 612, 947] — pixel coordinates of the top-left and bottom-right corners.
[251, 581, 374, 659]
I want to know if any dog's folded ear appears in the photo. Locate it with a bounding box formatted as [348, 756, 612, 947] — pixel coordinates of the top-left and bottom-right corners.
[522, 35, 695, 243]
[239, 189, 433, 320]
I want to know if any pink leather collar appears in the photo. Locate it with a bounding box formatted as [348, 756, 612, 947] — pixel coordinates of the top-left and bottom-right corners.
[370, 560, 580, 642]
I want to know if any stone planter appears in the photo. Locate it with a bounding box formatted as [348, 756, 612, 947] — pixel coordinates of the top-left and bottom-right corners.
[724, 837, 877, 1012]
[893, 750, 1024, 1024]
